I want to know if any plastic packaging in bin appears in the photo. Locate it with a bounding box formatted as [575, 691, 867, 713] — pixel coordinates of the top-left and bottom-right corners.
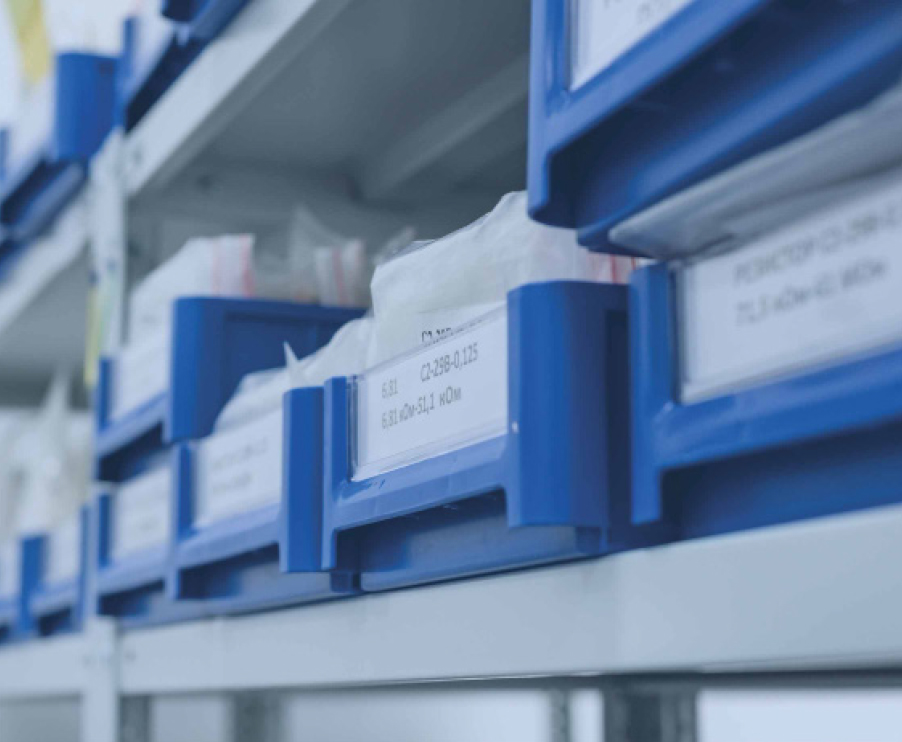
[528, 0, 902, 256]
[369, 191, 638, 365]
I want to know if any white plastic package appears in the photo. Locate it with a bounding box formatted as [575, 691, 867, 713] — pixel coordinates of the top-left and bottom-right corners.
[12, 375, 90, 537]
[287, 317, 375, 390]
[112, 463, 172, 562]
[128, 234, 255, 343]
[368, 191, 638, 365]
[214, 317, 376, 433]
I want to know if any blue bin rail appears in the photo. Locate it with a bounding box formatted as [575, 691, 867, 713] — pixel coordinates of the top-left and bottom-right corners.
[283, 281, 662, 592]
[95, 297, 363, 483]
[30, 508, 90, 638]
[630, 263, 902, 540]
[162, 0, 251, 41]
[0, 53, 116, 243]
[118, 13, 201, 131]
[168, 445, 355, 616]
[0, 538, 43, 645]
[120, 0, 252, 130]
[528, 0, 902, 256]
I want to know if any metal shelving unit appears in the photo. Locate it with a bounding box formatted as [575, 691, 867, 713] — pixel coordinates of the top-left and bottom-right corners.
[0, 1, 897, 740]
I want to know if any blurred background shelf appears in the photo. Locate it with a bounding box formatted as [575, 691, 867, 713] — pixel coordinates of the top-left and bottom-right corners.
[0, 193, 90, 406]
[124, 0, 529, 215]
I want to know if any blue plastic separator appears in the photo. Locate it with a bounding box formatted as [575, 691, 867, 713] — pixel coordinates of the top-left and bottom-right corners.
[30, 507, 90, 638]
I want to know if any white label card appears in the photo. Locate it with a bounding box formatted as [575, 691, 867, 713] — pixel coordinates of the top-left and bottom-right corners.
[47, 516, 81, 585]
[571, 0, 696, 89]
[680, 175, 902, 402]
[112, 466, 172, 562]
[112, 326, 171, 422]
[195, 409, 284, 528]
[0, 542, 19, 598]
[355, 310, 509, 480]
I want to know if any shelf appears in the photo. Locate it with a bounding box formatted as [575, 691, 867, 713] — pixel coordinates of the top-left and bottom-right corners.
[124, 0, 529, 207]
[117, 504, 902, 693]
[0, 634, 87, 699]
[0, 193, 90, 405]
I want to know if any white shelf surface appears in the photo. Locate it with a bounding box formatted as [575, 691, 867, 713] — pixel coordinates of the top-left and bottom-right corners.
[0, 634, 87, 699]
[117, 504, 902, 694]
[125, 0, 529, 205]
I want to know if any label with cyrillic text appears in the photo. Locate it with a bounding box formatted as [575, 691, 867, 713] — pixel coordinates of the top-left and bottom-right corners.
[47, 515, 81, 585]
[680, 176, 902, 402]
[112, 326, 170, 422]
[194, 409, 283, 527]
[0, 542, 19, 598]
[354, 310, 509, 480]
[112, 466, 171, 562]
[571, 0, 695, 89]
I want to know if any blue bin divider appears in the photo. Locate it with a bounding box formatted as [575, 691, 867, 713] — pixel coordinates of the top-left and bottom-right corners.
[630, 263, 902, 539]
[284, 281, 662, 592]
[94, 454, 206, 628]
[162, 0, 251, 42]
[30, 507, 90, 637]
[95, 297, 364, 483]
[169, 444, 355, 615]
[0, 537, 43, 644]
[120, 0, 251, 130]
[118, 12, 201, 131]
[528, 0, 902, 256]
[0, 53, 116, 244]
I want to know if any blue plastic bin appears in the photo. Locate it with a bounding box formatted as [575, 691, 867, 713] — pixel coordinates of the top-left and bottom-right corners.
[0, 538, 42, 644]
[94, 454, 204, 628]
[30, 508, 90, 637]
[283, 281, 660, 592]
[0, 53, 116, 244]
[162, 0, 251, 42]
[630, 262, 902, 539]
[528, 0, 902, 256]
[169, 444, 355, 615]
[95, 297, 363, 483]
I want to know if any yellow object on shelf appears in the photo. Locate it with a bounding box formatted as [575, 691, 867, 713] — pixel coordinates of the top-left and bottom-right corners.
[5, 0, 51, 84]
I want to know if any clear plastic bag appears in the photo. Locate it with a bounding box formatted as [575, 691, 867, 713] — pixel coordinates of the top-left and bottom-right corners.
[287, 317, 375, 388]
[368, 191, 637, 364]
[215, 317, 376, 431]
